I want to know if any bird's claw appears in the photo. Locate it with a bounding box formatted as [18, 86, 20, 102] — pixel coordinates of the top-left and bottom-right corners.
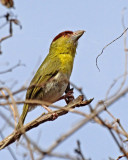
[64, 88, 74, 104]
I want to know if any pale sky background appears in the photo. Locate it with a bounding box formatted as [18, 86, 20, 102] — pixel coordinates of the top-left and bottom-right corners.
[0, 0, 128, 160]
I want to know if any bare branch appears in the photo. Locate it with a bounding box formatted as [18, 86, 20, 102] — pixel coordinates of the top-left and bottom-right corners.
[0, 131, 18, 160]
[43, 87, 128, 158]
[74, 140, 87, 160]
[0, 12, 21, 54]
[96, 27, 128, 71]
[0, 61, 25, 74]
[0, 86, 27, 99]
[0, 95, 93, 150]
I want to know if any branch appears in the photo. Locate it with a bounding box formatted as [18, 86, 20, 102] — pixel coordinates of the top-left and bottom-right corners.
[96, 27, 128, 71]
[0, 13, 21, 54]
[0, 86, 27, 99]
[0, 61, 25, 74]
[44, 87, 128, 156]
[74, 140, 87, 160]
[0, 95, 93, 150]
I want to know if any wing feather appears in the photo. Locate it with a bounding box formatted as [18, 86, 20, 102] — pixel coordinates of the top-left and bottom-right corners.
[26, 55, 61, 99]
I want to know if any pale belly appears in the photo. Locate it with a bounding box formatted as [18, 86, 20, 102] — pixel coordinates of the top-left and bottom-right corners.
[36, 72, 69, 103]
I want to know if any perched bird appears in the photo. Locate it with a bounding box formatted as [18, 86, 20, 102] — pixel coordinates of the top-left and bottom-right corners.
[16, 30, 85, 129]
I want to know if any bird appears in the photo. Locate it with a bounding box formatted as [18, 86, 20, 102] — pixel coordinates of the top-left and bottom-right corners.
[16, 30, 85, 130]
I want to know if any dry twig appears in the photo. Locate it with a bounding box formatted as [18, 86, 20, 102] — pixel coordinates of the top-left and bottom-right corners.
[0, 61, 25, 74]
[0, 95, 93, 150]
[41, 87, 128, 159]
[96, 27, 128, 71]
[0, 12, 21, 54]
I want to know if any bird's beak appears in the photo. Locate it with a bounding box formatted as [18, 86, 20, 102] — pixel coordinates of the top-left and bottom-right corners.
[71, 30, 85, 42]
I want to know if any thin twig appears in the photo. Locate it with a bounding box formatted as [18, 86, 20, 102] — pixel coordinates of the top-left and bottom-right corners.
[0, 131, 18, 160]
[0, 61, 25, 74]
[0, 95, 93, 150]
[96, 27, 128, 71]
[42, 87, 128, 158]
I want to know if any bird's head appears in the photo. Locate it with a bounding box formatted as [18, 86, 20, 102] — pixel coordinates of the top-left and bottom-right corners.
[49, 30, 85, 56]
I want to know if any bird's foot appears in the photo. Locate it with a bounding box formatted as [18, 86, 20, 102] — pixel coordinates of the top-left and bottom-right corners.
[65, 88, 74, 104]
[57, 88, 74, 104]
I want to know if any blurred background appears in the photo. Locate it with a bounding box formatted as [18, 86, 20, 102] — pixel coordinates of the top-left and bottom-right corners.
[0, 0, 128, 159]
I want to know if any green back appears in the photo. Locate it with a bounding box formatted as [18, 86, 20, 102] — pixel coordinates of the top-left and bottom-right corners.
[26, 54, 61, 99]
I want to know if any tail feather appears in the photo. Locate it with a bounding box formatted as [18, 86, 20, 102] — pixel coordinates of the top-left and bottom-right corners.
[16, 104, 29, 130]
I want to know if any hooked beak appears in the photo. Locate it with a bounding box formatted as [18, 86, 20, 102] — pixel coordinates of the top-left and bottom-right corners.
[71, 30, 85, 42]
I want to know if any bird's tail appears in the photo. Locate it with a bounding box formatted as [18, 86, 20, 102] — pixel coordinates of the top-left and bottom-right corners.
[16, 104, 29, 130]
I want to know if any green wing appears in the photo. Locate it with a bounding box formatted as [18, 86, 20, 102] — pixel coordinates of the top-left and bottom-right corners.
[26, 55, 61, 99]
